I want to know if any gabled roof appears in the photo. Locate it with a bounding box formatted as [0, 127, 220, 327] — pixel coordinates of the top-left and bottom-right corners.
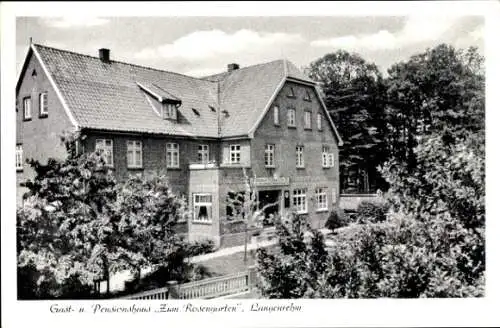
[19, 43, 342, 144]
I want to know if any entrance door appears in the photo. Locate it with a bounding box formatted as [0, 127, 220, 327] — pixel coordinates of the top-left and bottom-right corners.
[258, 190, 280, 226]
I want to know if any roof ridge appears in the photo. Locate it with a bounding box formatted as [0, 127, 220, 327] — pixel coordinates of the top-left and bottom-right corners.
[202, 58, 287, 80]
[32, 43, 217, 85]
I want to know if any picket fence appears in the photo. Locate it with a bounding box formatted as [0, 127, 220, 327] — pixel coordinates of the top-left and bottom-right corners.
[121, 267, 256, 300]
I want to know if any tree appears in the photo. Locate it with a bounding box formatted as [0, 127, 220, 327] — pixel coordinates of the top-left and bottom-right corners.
[307, 50, 389, 193]
[257, 44, 485, 298]
[17, 131, 210, 298]
[385, 44, 484, 168]
[225, 168, 280, 264]
[18, 131, 119, 296]
[255, 213, 329, 298]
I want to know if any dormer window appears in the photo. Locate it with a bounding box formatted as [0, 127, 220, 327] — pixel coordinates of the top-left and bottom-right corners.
[162, 103, 177, 120]
[137, 82, 181, 121]
[287, 86, 296, 98]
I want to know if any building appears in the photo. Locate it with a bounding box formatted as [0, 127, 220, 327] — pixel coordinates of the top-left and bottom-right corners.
[16, 43, 343, 247]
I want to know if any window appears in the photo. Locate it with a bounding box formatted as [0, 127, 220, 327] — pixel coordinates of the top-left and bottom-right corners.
[198, 144, 209, 163]
[273, 105, 279, 125]
[296, 145, 304, 168]
[95, 139, 113, 167]
[264, 144, 275, 167]
[287, 108, 296, 127]
[166, 143, 179, 168]
[287, 86, 296, 98]
[39, 92, 48, 116]
[292, 189, 307, 214]
[332, 187, 337, 204]
[193, 193, 212, 223]
[315, 188, 328, 211]
[16, 145, 23, 171]
[304, 111, 312, 129]
[304, 90, 312, 102]
[127, 140, 143, 168]
[23, 97, 31, 120]
[226, 191, 245, 219]
[162, 103, 177, 120]
[230, 144, 241, 164]
[322, 146, 334, 168]
[317, 114, 322, 130]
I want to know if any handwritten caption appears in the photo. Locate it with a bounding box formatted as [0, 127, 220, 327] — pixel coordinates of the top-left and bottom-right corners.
[50, 302, 303, 314]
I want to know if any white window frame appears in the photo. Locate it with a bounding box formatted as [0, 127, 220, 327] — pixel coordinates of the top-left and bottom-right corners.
[264, 144, 275, 168]
[162, 103, 177, 120]
[304, 111, 312, 129]
[273, 105, 279, 125]
[166, 143, 180, 168]
[193, 193, 213, 223]
[322, 146, 334, 168]
[16, 145, 23, 171]
[198, 144, 209, 164]
[39, 92, 48, 116]
[322, 146, 330, 168]
[127, 140, 143, 168]
[293, 188, 308, 214]
[296, 145, 304, 168]
[95, 139, 114, 167]
[304, 90, 312, 102]
[328, 153, 335, 168]
[287, 108, 296, 127]
[317, 114, 322, 130]
[23, 97, 31, 120]
[230, 144, 241, 164]
[315, 187, 328, 212]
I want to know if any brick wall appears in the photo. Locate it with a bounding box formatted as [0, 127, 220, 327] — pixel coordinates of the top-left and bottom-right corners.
[16, 50, 75, 204]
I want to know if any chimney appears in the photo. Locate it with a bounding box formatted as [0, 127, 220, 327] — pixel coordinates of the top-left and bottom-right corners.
[227, 63, 239, 72]
[99, 48, 110, 63]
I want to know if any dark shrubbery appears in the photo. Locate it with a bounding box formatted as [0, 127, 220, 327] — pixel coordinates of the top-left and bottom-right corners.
[356, 201, 389, 224]
[325, 208, 349, 232]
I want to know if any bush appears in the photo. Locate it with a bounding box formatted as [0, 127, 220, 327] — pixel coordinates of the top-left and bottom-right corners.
[325, 208, 349, 232]
[356, 201, 389, 224]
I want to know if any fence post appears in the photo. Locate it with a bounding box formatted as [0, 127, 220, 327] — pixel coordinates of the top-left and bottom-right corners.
[248, 265, 257, 289]
[167, 281, 179, 299]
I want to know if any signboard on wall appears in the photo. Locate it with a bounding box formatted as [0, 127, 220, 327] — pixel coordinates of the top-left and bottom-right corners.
[252, 176, 290, 187]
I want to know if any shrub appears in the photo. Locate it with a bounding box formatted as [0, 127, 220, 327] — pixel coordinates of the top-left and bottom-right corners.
[325, 208, 349, 232]
[356, 201, 389, 224]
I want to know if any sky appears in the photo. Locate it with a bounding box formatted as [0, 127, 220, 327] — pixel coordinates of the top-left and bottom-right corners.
[16, 15, 484, 78]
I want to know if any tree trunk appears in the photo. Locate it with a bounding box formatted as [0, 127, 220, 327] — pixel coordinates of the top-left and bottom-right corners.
[243, 221, 248, 264]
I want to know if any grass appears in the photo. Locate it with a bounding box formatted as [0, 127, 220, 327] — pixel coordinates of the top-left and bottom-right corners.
[194, 250, 257, 276]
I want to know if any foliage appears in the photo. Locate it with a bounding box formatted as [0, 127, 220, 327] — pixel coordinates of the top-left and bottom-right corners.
[324, 208, 349, 232]
[307, 50, 389, 192]
[18, 131, 119, 291]
[385, 44, 484, 168]
[356, 200, 389, 224]
[17, 132, 212, 298]
[255, 213, 329, 298]
[113, 174, 191, 279]
[258, 44, 485, 299]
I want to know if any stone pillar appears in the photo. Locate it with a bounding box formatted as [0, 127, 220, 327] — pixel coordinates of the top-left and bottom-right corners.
[167, 281, 179, 299]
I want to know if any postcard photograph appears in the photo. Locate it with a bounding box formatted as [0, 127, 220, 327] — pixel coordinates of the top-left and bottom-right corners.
[2, 2, 500, 328]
